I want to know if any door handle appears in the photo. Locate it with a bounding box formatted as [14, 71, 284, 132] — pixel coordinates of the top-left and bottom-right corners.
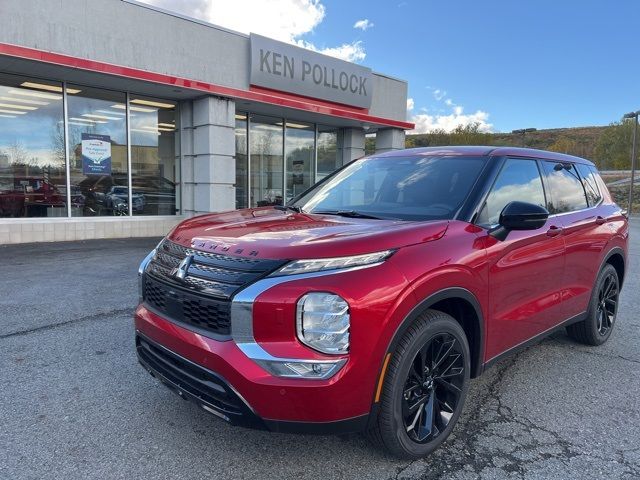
[546, 226, 563, 237]
[595, 216, 606, 225]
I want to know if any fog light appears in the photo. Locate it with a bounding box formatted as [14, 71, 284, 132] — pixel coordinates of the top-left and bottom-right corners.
[296, 293, 350, 354]
[255, 359, 346, 379]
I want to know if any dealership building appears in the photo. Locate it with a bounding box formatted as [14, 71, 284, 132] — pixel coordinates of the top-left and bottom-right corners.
[0, 0, 412, 244]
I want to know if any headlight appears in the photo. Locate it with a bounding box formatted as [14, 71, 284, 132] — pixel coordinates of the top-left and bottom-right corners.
[296, 293, 350, 354]
[270, 250, 394, 277]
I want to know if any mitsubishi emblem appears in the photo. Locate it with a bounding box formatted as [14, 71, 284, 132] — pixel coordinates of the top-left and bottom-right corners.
[172, 254, 193, 281]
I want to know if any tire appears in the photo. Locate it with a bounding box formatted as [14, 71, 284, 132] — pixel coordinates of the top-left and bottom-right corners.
[566, 263, 619, 346]
[367, 309, 471, 459]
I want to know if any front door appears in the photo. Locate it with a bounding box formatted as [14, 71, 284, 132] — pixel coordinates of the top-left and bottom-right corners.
[477, 157, 566, 360]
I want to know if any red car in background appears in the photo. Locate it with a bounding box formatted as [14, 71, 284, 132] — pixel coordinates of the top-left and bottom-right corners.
[0, 176, 66, 217]
[135, 147, 628, 458]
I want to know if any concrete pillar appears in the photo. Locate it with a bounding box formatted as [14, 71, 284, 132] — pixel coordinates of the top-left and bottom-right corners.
[178, 100, 195, 217]
[338, 128, 365, 166]
[375, 128, 406, 153]
[189, 96, 236, 215]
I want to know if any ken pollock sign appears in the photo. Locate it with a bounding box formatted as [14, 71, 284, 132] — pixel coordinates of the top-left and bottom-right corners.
[250, 34, 373, 109]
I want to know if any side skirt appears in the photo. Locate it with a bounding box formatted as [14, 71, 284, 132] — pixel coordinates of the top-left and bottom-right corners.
[480, 311, 587, 373]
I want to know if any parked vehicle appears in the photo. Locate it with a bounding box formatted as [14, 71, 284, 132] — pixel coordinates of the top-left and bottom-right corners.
[104, 186, 144, 214]
[135, 147, 628, 458]
[0, 176, 66, 217]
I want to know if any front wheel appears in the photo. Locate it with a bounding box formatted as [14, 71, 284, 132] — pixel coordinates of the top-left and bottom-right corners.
[368, 310, 470, 459]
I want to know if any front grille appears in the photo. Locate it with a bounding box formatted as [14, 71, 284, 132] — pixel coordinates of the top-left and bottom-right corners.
[144, 275, 232, 335]
[136, 334, 264, 428]
[142, 239, 288, 337]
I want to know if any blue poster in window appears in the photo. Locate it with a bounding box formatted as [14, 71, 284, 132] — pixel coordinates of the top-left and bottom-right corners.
[81, 133, 112, 175]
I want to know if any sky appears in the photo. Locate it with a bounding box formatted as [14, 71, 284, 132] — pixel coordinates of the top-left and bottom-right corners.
[140, 0, 640, 134]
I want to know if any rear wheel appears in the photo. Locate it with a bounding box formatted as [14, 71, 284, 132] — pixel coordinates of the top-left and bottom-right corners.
[368, 310, 470, 459]
[567, 263, 619, 346]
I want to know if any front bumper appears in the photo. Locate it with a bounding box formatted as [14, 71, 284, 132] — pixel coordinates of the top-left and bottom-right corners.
[136, 329, 369, 434]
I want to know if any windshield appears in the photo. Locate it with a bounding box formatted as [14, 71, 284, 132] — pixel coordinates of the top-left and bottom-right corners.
[292, 155, 486, 221]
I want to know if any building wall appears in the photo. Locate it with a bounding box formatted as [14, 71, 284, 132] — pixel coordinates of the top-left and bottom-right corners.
[0, 0, 408, 123]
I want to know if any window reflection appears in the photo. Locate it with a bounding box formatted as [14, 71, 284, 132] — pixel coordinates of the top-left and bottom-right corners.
[477, 159, 546, 226]
[541, 162, 588, 213]
[68, 85, 128, 216]
[0, 73, 66, 217]
[285, 121, 314, 202]
[250, 115, 283, 207]
[130, 95, 177, 216]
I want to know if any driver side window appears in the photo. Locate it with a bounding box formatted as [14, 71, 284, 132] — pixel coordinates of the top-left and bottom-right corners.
[477, 159, 546, 226]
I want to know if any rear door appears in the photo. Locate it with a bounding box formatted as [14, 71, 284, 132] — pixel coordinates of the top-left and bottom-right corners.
[540, 161, 606, 318]
[478, 158, 566, 359]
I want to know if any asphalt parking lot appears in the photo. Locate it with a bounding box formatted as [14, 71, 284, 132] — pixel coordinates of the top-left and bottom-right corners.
[1, 221, 639, 480]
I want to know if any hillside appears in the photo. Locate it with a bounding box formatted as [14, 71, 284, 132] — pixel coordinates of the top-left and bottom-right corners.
[405, 126, 607, 161]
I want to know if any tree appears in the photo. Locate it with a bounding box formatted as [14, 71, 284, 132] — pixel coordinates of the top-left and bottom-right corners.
[405, 123, 493, 147]
[548, 136, 578, 154]
[594, 120, 635, 170]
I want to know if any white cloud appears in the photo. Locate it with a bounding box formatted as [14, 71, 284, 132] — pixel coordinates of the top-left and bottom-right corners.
[299, 40, 366, 62]
[409, 107, 493, 134]
[409, 88, 493, 133]
[140, 0, 365, 62]
[432, 89, 447, 101]
[406, 98, 415, 111]
[353, 19, 374, 30]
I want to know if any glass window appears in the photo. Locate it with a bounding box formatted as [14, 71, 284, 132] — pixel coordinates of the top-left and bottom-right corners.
[541, 161, 588, 214]
[68, 85, 128, 216]
[575, 163, 602, 206]
[317, 126, 339, 181]
[285, 121, 314, 202]
[250, 114, 283, 207]
[293, 155, 486, 221]
[235, 113, 248, 209]
[477, 159, 546, 226]
[129, 95, 177, 216]
[0, 74, 66, 218]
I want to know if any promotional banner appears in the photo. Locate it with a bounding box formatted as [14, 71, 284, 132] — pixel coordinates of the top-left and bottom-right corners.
[81, 133, 112, 175]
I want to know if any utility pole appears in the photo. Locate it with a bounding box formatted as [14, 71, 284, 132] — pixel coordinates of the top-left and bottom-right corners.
[622, 111, 639, 215]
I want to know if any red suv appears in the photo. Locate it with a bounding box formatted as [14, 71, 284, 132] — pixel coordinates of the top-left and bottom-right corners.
[135, 147, 628, 458]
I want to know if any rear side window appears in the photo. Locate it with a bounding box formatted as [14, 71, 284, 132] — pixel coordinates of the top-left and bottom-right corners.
[541, 161, 588, 214]
[477, 158, 546, 226]
[575, 163, 603, 206]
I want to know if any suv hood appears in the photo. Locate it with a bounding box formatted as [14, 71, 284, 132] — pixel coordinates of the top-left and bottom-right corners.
[168, 207, 448, 259]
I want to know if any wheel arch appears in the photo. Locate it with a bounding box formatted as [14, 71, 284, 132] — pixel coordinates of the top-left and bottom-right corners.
[602, 247, 626, 288]
[385, 287, 485, 379]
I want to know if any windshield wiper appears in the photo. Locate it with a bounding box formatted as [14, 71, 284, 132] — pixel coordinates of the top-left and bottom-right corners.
[312, 210, 390, 220]
[274, 205, 303, 213]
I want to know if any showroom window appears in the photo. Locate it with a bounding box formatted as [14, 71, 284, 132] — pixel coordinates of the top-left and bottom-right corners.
[235, 113, 248, 209]
[285, 121, 314, 202]
[0, 74, 66, 218]
[0, 72, 178, 218]
[234, 114, 344, 208]
[67, 85, 128, 217]
[129, 95, 177, 216]
[249, 114, 284, 207]
[317, 126, 339, 180]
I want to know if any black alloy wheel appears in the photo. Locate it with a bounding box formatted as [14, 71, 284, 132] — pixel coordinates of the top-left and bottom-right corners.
[567, 263, 620, 346]
[402, 333, 465, 443]
[368, 310, 470, 459]
[595, 271, 618, 336]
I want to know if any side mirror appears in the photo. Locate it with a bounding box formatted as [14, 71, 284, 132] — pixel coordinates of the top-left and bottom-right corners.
[489, 201, 549, 241]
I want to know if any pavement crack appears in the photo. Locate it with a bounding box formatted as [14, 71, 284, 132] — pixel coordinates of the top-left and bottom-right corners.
[0, 307, 135, 339]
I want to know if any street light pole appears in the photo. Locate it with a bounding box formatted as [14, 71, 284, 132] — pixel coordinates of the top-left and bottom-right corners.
[623, 111, 639, 215]
[512, 128, 537, 147]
